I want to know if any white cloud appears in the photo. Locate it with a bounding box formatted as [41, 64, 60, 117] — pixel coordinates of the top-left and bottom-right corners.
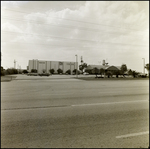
[1, 1, 149, 72]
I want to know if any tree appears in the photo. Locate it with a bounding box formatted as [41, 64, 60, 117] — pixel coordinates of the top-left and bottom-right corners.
[57, 68, 63, 74]
[132, 70, 137, 78]
[128, 69, 139, 78]
[22, 70, 28, 74]
[113, 70, 120, 78]
[5, 68, 18, 75]
[128, 69, 132, 76]
[1, 66, 5, 76]
[145, 63, 149, 73]
[42, 69, 46, 73]
[66, 69, 71, 74]
[85, 69, 92, 74]
[49, 69, 55, 74]
[73, 69, 77, 74]
[106, 71, 112, 78]
[92, 67, 99, 78]
[99, 68, 105, 77]
[79, 63, 87, 73]
[72, 69, 80, 75]
[120, 64, 127, 77]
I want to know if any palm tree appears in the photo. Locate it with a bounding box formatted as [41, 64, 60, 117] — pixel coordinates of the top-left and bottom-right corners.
[121, 64, 127, 77]
[145, 63, 149, 74]
[79, 63, 87, 73]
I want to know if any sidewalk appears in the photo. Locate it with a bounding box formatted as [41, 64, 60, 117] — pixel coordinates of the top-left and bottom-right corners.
[1, 75, 17, 82]
[1, 74, 149, 82]
[11, 74, 77, 80]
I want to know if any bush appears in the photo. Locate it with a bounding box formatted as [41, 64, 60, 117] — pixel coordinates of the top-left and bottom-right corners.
[57, 68, 63, 74]
[66, 69, 71, 74]
[4, 68, 18, 75]
[22, 70, 28, 74]
[31, 69, 37, 73]
[85, 69, 92, 74]
[42, 69, 46, 73]
[72, 69, 80, 75]
[1, 66, 5, 76]
[39, 73, 50, 77]
[49, 69, 55, 74]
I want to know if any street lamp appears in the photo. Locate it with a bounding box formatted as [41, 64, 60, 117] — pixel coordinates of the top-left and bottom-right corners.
[75, 55, 78, 78]
[142, 58, 145, 74]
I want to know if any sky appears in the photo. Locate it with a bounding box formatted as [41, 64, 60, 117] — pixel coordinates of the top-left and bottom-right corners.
[1, 1, 149, 72]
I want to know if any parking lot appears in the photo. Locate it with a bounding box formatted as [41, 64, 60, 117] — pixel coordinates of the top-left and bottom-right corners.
[1, 74, 149, 148]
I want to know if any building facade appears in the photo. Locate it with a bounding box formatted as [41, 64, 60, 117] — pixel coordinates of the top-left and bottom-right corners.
[27, 59, 78, 74]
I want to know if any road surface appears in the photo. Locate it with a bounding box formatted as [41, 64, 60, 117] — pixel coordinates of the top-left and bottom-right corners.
[1, 77, 149, 148]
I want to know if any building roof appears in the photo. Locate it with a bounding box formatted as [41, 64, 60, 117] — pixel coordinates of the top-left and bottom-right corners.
[86, 65, 121, 71]
[105, 65, 121, 71]
[86, 65, 109, 70]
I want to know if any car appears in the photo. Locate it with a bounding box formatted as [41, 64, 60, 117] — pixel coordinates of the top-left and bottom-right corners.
[38, 73, 50, 77]
[27, 73, 38, 76]
[83, 72, 89, 75]
[138, 73, 147, 78]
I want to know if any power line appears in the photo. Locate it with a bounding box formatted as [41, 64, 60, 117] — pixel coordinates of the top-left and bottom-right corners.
[2, 8, 146, 33]
[1, 30, 98, 43]
[2, 17, 146, 36]
[1, 40, 148, 48]
[1, 30, 148, 47]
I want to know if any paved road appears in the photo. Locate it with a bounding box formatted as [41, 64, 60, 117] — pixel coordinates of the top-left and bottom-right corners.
[1, 78, 149, 148]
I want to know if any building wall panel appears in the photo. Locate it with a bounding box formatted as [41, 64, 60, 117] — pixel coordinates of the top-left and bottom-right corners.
[46, 61, 51, 73]
[38, 61, 46, 73]
[28, 59, 78, 74]
[51, 61, 59, 73]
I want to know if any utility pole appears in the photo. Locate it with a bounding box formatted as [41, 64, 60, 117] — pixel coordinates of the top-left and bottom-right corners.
[75, 55, 78, 78]
[81, 56, 83, 65]
[1, 52, 2, 61]
[18, 64, 19, 74]
[14, 59, 17, 69]
[142, 58, 145, 74]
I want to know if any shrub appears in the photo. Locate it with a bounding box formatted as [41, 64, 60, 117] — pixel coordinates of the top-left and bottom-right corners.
[66, 69, 71, 74]
[85, 69, 92, 74]
[5, 68, 18, 75]
[72, 69, 80, 75]
[42, 69, 46, 73]
[22, 70, 28, 74]
[31, 69, 37, 73]
[49, 69, 55, 74]
[57, 68, 63, 74]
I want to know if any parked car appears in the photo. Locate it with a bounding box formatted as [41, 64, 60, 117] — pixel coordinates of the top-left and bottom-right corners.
[38, 73, 50, 77]
[27, 73, 38, 76]
[83, 72, 89, 75]
[138, 73, 147, 78]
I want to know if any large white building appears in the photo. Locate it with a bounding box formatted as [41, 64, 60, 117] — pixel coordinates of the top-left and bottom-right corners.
[27, 59, 78, 74]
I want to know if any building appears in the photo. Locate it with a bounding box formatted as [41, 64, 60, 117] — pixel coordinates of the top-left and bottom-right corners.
[85, 60, 122, 73]
[27, 59, 78, 74]
[85, 64, 121, 72]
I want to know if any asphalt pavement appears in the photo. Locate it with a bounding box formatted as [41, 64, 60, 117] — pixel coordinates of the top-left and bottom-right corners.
[1, 75, 149, 148]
